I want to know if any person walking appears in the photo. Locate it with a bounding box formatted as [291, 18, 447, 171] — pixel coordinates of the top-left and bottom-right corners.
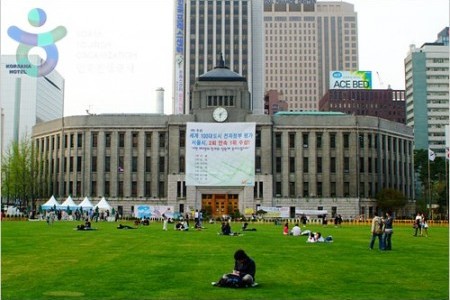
[383, 211, 394, 250]
[369, 212, 384, 250]
[413, 212, 422, 236]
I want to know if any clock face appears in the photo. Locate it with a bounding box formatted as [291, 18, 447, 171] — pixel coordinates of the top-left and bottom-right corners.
[213, 107, 228, 122]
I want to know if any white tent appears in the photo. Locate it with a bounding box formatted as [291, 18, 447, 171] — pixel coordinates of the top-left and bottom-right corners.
[59, 196, 78, 210]
[78, 196, 94, 211]
[41, 195, 61, 210]
[94, 197, 112, 211]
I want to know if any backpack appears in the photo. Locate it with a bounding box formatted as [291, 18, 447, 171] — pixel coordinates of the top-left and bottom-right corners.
[374, 217, 384, 234]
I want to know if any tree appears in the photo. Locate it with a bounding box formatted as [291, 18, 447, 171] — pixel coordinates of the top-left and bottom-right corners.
[375, 188, 407, 213]
[1, 137, 42, 212]
[414, 149, 448, 218]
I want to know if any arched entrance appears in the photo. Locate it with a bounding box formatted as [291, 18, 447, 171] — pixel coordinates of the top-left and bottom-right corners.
[202, 194, 238, 218]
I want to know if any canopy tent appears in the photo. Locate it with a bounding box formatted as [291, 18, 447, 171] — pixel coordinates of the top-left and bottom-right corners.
[78, 197, 94, 211]
[94, 197, 112, 211]
[59, 196, 79, 210]
[41, 195, 61, 210]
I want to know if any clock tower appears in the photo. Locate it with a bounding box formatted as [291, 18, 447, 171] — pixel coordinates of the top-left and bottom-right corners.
[190, 56, 252, 123]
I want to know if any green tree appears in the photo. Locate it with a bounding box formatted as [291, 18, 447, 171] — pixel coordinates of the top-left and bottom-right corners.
[1, 137, 42, 212]
[375, 188, 407, 213]
[414, 149, 448, 217]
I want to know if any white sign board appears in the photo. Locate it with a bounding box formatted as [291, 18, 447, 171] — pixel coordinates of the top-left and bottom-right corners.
[186, 122, 255, 186]
[330, 71, 372, 89]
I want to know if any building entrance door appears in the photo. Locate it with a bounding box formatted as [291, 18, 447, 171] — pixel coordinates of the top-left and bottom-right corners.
[202, 194, 238, 218]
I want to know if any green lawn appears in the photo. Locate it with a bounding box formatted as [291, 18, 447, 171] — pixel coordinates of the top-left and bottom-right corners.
[1, 220, 448, 300]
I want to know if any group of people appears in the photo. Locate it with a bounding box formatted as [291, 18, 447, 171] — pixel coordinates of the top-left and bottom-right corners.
[369, 211, 394, 250]
[413, 212, 429, 237]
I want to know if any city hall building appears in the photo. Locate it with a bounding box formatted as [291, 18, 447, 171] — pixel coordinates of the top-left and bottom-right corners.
[32, 61, 415, 219]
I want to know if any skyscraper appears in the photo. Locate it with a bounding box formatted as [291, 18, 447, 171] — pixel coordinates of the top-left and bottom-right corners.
[405, 27, 449, 156]
[0, 55, 64, 153]
[264, 0, 358, 111]
[173, 0, 264, 115]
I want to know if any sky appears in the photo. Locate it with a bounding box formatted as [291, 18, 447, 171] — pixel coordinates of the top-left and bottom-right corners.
[1, 0, 449, 116]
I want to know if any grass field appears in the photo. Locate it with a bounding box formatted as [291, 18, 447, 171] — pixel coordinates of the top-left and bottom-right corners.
[1, 219, 448, 300]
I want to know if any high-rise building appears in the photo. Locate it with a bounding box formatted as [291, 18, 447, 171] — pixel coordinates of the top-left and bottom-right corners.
[264, 0, 358, 111]
[173, 0, 265, 115]
[405, 27, 449, 156]
[0, 55, 64, 153]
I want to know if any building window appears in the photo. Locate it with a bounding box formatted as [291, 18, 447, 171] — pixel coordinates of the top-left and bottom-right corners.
[343, 133, 349, 148]
[180, 130, 186, 147]
[159, 157, 165, 173]
[92, 133, 98, 148]
[105, 133, 111, 148]
[303, 182, 309, 197]
[119, 133, 125, 148]
[118, 181, 124, 197]
[276, 157, 282, 173]
[146, 133, 152, 148]
[359, 157, 364, 173]
[132, 157, 138, 172]
[77, 133, 83, 147]
[316, 133, 322, 148]
[344, 157, 349, 173]
[105, 156, 111, 172]
[289, 132, 295, 148]
[132, 132, 138, 148]
[105, 181, 110, 197]
[303, 133, 309, 148]
[146, 156, 151, 172]
[317, 157, 322, 173]
[303, 157, 308, 173]
[275, 182, 282, 196]
[317, 182, 322, 197]
[132, 181, 137, 197]
[118, 156, 124, 172]
[344, 182, 350, 197]
[330, 182, 336, 197]
[159, 181, 165, 197]
[255, 156, 261, 173]
[77, 157, 82, 172]
[359, 134, 364, 149]
[330, 157, 336, 173]
[145, 181, 151, 197]
[91, 181, 97, 197]
[289, 157, 295, 173]
[91, 157, 97, 172]
[289, 182, 295, 197]
[159, 133, 166, 148]
[275, 133, 282, 148]
[256, 130, 261, 148]
[179, 156, 185, 173]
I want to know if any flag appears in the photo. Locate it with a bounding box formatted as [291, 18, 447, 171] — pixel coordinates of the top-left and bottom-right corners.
[446, 147, 450, 160]
[428, 148, 436, 161]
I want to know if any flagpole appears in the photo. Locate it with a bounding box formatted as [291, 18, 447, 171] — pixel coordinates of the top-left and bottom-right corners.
[428, 155, 431, 219]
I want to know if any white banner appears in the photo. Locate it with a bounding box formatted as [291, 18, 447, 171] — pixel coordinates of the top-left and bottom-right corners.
[186, 122, 255, 186]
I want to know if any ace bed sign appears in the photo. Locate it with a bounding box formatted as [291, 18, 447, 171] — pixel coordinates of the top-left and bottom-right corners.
[330, 71, 372, 89]
[186, 122, 255, 186]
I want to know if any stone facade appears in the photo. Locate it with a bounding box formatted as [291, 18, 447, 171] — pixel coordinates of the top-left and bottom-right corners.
[32, 63, 415, 219]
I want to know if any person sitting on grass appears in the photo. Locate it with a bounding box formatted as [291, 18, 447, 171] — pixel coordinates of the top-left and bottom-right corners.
[213, 249, 257, 288]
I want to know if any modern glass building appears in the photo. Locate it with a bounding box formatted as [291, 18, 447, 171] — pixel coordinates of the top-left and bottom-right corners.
[405, 27, 449, 156]
[0, 55, 64, 153]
